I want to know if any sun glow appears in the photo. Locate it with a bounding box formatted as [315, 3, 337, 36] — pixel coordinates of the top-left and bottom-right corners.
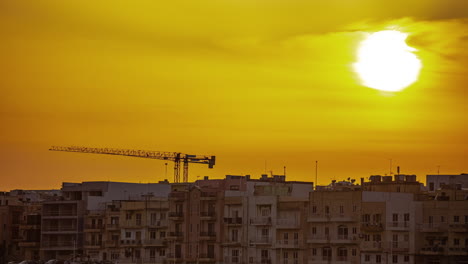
[354, 30, 422, 92]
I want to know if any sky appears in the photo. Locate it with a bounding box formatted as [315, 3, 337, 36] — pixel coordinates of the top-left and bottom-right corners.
[1, 0, 467, 190]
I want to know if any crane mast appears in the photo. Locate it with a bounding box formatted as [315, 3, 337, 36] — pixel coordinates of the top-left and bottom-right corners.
[49, 146, 215, 183]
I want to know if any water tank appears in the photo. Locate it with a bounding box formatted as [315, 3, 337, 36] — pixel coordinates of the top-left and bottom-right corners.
[370, 175, 382, 183]
[405, 175, 416, 182]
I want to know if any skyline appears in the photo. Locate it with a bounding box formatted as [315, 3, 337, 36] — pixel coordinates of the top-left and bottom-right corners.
[1, 1, 467, 190]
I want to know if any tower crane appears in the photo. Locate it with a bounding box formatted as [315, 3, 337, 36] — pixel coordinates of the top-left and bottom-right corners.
[49, 146, 216, 183]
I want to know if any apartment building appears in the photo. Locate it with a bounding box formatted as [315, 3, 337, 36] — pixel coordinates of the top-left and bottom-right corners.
[41, 181, 171, 260]
[417, 184, 468, 264]
[426, 173, 468, 192]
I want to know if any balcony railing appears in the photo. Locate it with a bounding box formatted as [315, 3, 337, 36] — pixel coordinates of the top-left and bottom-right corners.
[276, 239, 300, 248]
[361, 222, 384, 232]
[306, 235, 330, 243]
[250, 236, 272, 244]
[201, 211, 216, 218]
[85, 224, 104, 229]
[199, 253, 215, 260]
[168, 232, 184, 238]
[200, 191, 217, 198]
[84, 241, 102, 247]
[224, 256, 240, 263]
[420, 246, 445, 255]
[169, 192, 185, 200]
[277, 218, 300, 228]
[390, 241, 409, 251]
[149, 219, 168, 227]
[168, 212, 184, 218]
[43, 210, 77, 217]
[419, 223, 447, 232]
[361, 241, 383, 251]
[250, 217, 272, 225]
[224, 217, 242, 225]
[143, 239, 166, 246]
[42, 226, 77, 232]
[200, 231, 216, 239]
[387, 221, 410, 230]
[41, 241, 75, 247]
[106, 223, 119, 229]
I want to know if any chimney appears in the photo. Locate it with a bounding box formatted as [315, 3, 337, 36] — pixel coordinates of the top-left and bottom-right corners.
[397, 166, 400, 174]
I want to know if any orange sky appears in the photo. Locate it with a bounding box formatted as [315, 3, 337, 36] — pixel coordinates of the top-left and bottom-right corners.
[1, 1, 467, 190]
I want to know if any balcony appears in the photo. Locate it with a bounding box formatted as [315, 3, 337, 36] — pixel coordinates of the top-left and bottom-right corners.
[277, 218, 300, 229]
[168, 212, 184, 220]
[420, 246, 445, 255]
[307, 213, 330, 222]
[250, 236, 272, 245]
[168, 231, 184, 240]
[419, 223, 447, 232]
[390, 241, 409, 252]
[41, 241, 75, 249]
[387, 221, 410, 231]
[198, 253, 216, 262]
[224, 217, 242, 226]
[360, 241, 383, 251]
[330, 235, 358, 244]
[144, 239, 166, 247]
[200, 211, 216, 220]
[149, 219, 168, 228]
[43, 210, 77, 217]
[200, 191, 217, 200]
[106, 223, 119, 230]
[199, 231, 216, 240]
[250, 217, 272, 225]
[223, 256, 240, 264]
[42, 225, 77, 233]
[449, 223, 468, 232]
[448, 247, 468, 255]
[18, 241, 40, 247]
[166, 253, 183, 262]
[330, 214, 356, 222]
[306, 235, 330, 244]
[222, 239, 241, 247]
[84, 224, 104, 232]
[84, 241, 102, 249]
[361, 222, 384, 232]
[104, 240, 120, 247]
[120, 239, 143, 246]
[276, 239, 300, 248]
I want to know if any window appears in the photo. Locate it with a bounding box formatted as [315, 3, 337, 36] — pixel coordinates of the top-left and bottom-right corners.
[312, 206, 317, 214]
[365, 255, 370, 262]
[208, 244, 215, 258]
[362, 214, 370, 223]
[232, 250, 239, 263]
[376, 255, 381, 263]
[261, 249, 269, 259]
[150, 249, 156, 259]
[339, 205, 344, 214]
[465, 215, 468, 224]
[338, 225, 348, 239]
[429, 182, 434, 191]
[454, 238, 460, 246]
[312, 227, 317, 235]
[441, 216, 445, 222]
[126, 213, 132, 220]
[373, 234, 381, 242]
[261, 228, 269, 238]
[374, 214, 382, 223]
[150, 231, 156, 239]
[111, 252, 119, 260]
[325, 206, 330, 214]
[136, 213, 142, 225]
[284, 233, 289, 240]
[393, 255, 398, 263]
[260, 205, 271, 217]
[337, 248, 347, 260]
[232, 229, 238, 242]
[322, 247, 331, 261]
[404, 234, 409, 242]
[159, 249, 165, 257]
[404, 255, 409, 262]
[352, 227, 357, 234]
[312, 248, 317, 256]
[125, 232, 131, 238]
[392, 213, 398, 222]
[293, 252, 298, 259]
[454, 216, 460, 223]
[353, 205, 357, 212]
[325, 227, 329, 236]
[283, 252, 288, 259]
[404, 213, 410, 222]
[134, 249, 140, 259]
[352, 248, 357, 256]
[363, 234, 370, 242]
[160, 231, 166, 238]
[294, 233, 299, 240]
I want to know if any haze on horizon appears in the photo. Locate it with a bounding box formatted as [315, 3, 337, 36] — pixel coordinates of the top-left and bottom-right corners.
[1, 0, 467, 190]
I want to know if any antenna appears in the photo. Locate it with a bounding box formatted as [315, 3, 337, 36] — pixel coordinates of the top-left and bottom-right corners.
[437, 165, 440, 175]
[315, 161, 318, 190]
[389, 158, 393, 175]
[284, 166, 286, 177]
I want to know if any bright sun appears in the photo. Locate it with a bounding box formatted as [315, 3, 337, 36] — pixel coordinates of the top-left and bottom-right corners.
[354, 30, 422, 92]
